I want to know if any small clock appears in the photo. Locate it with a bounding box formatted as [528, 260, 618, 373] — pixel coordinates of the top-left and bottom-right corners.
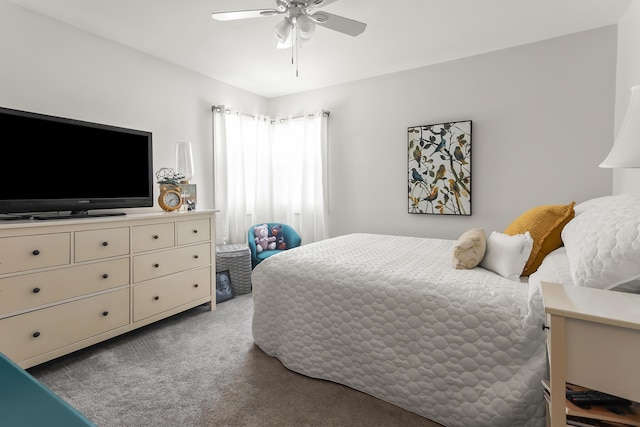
[158, 186, 183, 211]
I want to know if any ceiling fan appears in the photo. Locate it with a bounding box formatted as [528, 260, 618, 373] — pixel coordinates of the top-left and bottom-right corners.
[211, 0, 367, 49]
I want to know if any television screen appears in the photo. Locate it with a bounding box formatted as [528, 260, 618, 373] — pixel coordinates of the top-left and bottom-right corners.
[0, 106, 153, 219]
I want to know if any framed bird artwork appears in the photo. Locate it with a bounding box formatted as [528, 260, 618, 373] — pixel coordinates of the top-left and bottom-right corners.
[408, 120, 472, 215]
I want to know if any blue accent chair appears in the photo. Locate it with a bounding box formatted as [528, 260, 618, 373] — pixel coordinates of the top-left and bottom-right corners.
[0, 352, 95, 426]
[248, 223, 301, 268]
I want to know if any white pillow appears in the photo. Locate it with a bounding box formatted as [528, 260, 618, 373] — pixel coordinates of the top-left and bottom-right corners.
[480, 231, 533, 281]
[561, 193, 640, 289]
[452, 228, 486, 269]
[527, 247, 574, 288]
[573, 195, 616, 216]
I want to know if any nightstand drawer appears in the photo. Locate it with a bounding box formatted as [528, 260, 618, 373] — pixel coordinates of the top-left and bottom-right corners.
[75, 227, 130, 262]
[565, 317, 640, 402]
[0, 258, 130, 316]
[0, 288, 130, 363]
[0, 233, 71, 274]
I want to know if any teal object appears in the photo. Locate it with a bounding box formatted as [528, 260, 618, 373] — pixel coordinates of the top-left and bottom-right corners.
[0, 352, 95, 427]
[248, 223, 301, 268]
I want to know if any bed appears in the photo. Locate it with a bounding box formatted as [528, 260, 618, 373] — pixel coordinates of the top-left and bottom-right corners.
[251, 193, 640, 427]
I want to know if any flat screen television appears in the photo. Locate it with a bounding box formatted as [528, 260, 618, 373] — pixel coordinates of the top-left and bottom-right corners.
[0, 106, 154, 220]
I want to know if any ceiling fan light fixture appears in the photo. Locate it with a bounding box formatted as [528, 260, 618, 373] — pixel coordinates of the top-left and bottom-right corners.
[298, 34, 314, 47]
[276, 32, 293, 49]
[272, 18, 293, 44]
[296, 14, 316, 39]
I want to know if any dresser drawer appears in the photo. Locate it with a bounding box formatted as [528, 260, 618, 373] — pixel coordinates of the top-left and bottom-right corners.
[133, 267, 211, 322]
[177, 218, 211, 245]
[0, 258, 130, 316]
[132, 222, 175, 253]
[133, 243, 211, 283]
[0, 288, 130, 363]
[0, 233, 71, 275]
[75, 227, 130, 262]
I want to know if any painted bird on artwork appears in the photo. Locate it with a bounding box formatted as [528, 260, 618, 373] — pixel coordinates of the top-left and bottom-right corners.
[449, 178, 461, 199]
[413, 147, 422, 167]
[432, 138, 446, 155]
[424, 186, 439, 202]
[448, 178, 467, 215]
[454, 146, 468, 164]
[411, 168, 424, 183]
[434, 164, 446, 182]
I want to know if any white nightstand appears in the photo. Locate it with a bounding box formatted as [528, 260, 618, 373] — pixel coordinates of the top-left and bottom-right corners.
[541, 281, 640, 426]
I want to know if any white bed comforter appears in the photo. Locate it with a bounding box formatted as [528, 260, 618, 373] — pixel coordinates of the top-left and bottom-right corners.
[252, 233, 547, 427]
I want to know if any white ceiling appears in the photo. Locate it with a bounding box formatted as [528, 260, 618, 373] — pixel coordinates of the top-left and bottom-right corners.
[8, 0, 633, 99]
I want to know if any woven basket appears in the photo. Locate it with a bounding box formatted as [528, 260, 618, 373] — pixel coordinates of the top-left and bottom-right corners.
[216, 244, 252, 295]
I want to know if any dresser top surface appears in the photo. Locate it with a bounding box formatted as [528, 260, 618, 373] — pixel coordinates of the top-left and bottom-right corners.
[0, 209, 218, 231]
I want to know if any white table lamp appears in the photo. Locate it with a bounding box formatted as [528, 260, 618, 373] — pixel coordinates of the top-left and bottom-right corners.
[175, 141, 194, 183]
[600, 85, 640, 168]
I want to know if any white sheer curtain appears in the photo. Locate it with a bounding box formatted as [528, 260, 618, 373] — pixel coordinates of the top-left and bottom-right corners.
[213, 106, 328, 246]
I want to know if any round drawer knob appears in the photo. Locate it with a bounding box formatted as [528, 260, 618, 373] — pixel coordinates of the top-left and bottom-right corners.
[32, 331, 41, 338]
[154, 296, 160, 301]
[102, 311, 109, 316]
[102, 241, 109, 247]
[192, 229, 198, 234]
[193, 255, 199, 259]
[153, 235, 159, 240]
[102, 273, 109, 279]
[32, 287, 41, 294]
[154, 263, 160, 268]
[32, 249, 40, 256]
[194, 283, 199, 288]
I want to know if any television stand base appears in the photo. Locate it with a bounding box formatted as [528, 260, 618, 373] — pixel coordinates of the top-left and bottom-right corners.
[33, 211, 127, 221]
[0, 214, 34, 221]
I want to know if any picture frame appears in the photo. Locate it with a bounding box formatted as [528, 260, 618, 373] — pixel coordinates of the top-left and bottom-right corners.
[179, 183, 197, 211]
[408, 120, 472, 215]
[215, 270, 234, 303]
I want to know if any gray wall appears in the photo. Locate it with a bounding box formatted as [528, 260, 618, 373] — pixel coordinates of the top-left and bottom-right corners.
[0, 0, 267, 212]
[0, 0, 618, 240]
[614, 0, 640, 193]
[269, 27, 617, 239]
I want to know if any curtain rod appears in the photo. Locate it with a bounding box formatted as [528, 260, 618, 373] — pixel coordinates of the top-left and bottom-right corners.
[212, 105, 330, 121]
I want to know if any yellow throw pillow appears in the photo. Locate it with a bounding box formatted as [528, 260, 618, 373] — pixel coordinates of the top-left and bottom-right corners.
[504, 201, 575, 276]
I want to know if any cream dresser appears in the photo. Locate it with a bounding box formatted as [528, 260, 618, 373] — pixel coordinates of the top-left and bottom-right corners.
[0, 210, 216, 368]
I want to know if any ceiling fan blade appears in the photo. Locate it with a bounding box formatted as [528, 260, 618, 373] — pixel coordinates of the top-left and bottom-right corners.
[305, 0, 340, 9]
[310, 11, 366, 36]
[211, 9, 281, 21]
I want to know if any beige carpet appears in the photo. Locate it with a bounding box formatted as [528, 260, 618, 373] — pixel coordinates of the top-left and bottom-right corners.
[28, 294, 443, 427]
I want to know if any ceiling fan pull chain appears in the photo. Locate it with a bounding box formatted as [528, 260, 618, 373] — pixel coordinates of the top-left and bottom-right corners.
[290, 33, 294, 66]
